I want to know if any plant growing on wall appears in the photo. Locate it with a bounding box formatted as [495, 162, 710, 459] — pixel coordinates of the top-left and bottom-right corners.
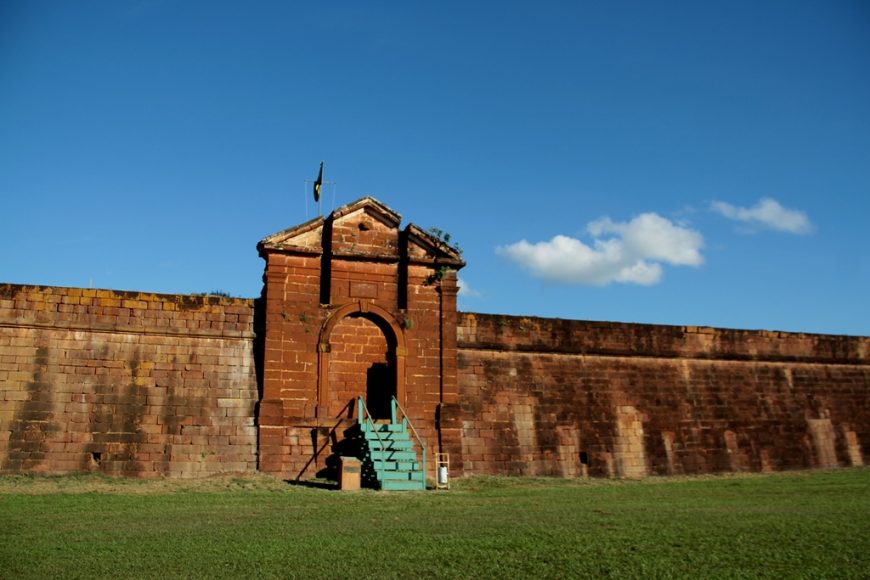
[397, 311, 414, 330]
[193, 290, 234, 298]
[424, 227, 462, 286]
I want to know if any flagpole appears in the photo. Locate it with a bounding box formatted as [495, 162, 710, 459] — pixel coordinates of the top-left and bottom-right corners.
[330, 182, 336, 213]
[304, 179, 309, 220]
[310, 162, 335, 217]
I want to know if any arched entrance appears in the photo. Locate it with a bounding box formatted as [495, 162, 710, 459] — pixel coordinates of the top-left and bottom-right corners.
[317, 302, 406, 419]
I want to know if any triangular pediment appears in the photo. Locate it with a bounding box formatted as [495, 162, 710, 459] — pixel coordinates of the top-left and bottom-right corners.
[331, 197, 402, 228]
[258, 216, 325, 255]
[258, 197, 463, 269]
[330, 198, 402, 260]
[259, 197, 404, 256]
[405, 223, 465, 267]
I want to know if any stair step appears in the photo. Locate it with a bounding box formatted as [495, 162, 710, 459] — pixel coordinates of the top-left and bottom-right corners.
[379, 470, 424, 481]
[365, 433, 411, 445]
[367, 449, 418, 462]
[381, 479, 426, 491]
[355, 414, 426, 491]
[360, 423, 406, 433]
[362, 429, 409, 438]
[365, 439, 414, 451]
[372, 461, 420, 471]
[360, 432, 412, 445]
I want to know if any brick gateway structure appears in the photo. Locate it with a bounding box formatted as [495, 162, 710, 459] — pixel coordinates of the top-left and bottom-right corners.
[1, 197, 867, 479]
[255, 198, 464, 478]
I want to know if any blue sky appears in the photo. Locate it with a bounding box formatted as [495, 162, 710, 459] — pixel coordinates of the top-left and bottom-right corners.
[2, 1, 868, 336]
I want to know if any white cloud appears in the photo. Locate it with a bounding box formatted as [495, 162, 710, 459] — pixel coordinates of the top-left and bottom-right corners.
[457, 276, 480, 298]
[497, 212, 704, 286]
[711, 198, 814, 234]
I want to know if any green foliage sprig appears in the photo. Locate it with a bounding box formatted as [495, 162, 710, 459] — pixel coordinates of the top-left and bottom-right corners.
[424, 226, 462, 286]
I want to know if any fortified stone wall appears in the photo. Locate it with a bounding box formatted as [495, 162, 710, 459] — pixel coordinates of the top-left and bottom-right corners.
[2, 281, 868, 481]
[452, 313, 869, 477]
[256, 198, 463, 481]
[0, 284, 259, 478]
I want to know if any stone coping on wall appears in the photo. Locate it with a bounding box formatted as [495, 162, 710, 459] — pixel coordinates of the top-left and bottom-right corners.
[0, 283, 256, 340]
[3, 283, 866, 364]
[457, 312, 868, 365]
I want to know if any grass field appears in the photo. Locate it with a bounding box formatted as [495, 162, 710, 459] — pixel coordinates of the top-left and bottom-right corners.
[1, 468, 868, 579]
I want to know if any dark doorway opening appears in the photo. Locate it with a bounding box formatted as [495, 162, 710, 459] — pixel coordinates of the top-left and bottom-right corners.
[366, 362, 395, 420]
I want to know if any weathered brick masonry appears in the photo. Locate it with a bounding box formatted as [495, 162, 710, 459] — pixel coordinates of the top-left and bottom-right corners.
[450, 313, 868, 477]
[1, 197, 867, 480]
[256, 198, 463, 480]
[0, 285, 258, 477]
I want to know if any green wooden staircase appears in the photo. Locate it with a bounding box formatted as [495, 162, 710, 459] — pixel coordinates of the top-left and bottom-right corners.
[356, 397, 426, 491]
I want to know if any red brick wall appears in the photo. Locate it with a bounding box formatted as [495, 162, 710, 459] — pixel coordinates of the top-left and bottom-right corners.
[257, 263, 451, 479]
[451, 313, 869, 477]
[327, 315, 390, 415]
[3, 282, 867, 482]
[0, 284, 258, 478]
[256, 202, 461, 480]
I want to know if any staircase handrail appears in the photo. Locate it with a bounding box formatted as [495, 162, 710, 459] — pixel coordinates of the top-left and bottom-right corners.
[391, 396, 427, 489]
[356, 396, 388, 460]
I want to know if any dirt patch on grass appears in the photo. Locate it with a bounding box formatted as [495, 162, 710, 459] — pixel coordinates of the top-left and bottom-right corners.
[1, 467, 865, 495]
[0, 472, 292, 495]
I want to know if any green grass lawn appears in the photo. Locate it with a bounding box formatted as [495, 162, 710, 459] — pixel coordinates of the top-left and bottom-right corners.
[1, 469, 868, 579]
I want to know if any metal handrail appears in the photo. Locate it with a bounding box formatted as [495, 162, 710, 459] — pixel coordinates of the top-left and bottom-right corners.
[356, 396, 388, 468]
[391, 396, 427, 489]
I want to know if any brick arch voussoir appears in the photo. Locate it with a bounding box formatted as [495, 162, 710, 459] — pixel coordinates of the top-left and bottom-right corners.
[316, 301, 407, 417]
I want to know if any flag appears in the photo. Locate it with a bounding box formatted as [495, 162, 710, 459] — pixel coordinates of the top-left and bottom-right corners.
[313, 161, 323, 203]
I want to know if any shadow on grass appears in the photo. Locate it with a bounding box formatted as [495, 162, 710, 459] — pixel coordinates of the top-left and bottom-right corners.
[284, 478, 338, 491]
